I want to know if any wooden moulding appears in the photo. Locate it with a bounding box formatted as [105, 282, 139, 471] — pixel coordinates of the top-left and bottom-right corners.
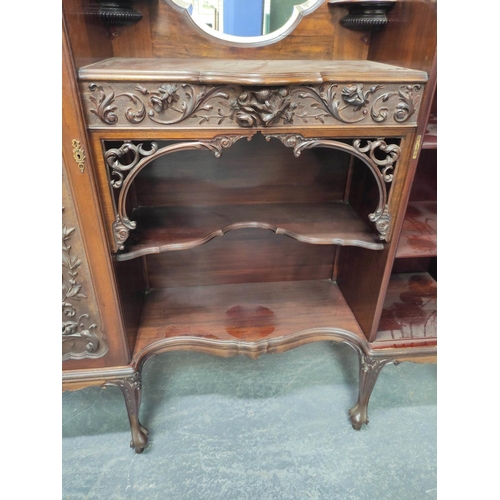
[396, 201, 436, 259]
[62, 365, 136, 389]
[78, 58, 427, 84]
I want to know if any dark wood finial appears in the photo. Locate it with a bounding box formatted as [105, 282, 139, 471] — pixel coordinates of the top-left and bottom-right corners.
[329, 0, 396, 32]
[92, 1, 143, 27]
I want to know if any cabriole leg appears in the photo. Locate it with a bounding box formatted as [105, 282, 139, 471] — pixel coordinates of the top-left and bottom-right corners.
[105, 372, 149, 453]
[349, 355, 392, 430]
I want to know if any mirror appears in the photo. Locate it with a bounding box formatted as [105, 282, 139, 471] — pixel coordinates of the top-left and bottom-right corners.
[166, 0, 324, 47]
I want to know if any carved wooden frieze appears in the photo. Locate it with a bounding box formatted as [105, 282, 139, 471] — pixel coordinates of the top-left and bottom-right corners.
[80, 82, 423, 129]
[62, 166, 108, 361]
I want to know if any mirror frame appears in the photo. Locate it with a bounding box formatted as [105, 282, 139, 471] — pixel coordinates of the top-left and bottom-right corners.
[165, 0, 325, 47]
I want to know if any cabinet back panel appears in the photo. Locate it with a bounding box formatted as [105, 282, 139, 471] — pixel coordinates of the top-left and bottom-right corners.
[132, 134, 350, 208]
[409, 149, 437, 202]
[146, 229, 336, 289]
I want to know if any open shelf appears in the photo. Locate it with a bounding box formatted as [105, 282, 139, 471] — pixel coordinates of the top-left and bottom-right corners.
[396, 201, 436, 259]
[374, 272, 436, 348]
[132, 279, 365, 361]
[118, 201, 384, 261]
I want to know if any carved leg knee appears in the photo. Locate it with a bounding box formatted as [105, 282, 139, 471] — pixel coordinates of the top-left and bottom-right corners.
[349, 355, 389, 430]
[106, 372, 149, 453]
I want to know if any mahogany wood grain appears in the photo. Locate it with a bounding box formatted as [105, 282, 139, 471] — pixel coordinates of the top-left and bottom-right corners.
[133, 133, 350, 208]
[396, 201, 436, 259]
[111, 0, 154, 58]
[62, 0, 114, 69]
[78, 57, 428, 84]
[368, 0, 437, 75]
[62, 0, 438, 438]
[119, 201, 383, 261]
[337, 130, 417, 340]
[375, 272, 436, 347]
[90, 126, 416, 142]
[408, 149, 437, 202]
[144, 229, 337, 289]
[392, 257, 433, 275]
[147, 1, 368, 61]
[132, 279, 365, 364]
[62, 18, 131, 369]
[113, 258, 147, 355]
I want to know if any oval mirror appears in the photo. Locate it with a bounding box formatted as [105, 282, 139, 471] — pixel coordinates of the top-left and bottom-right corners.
[166, 0, 324, 47]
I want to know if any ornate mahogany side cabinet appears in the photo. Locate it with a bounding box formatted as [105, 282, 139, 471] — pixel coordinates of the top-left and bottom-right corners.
[62, 0, 437, 453]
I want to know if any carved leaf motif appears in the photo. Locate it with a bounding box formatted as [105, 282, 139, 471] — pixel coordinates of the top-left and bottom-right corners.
[66, 284, 82, 297]
[62, 206, 103, 359]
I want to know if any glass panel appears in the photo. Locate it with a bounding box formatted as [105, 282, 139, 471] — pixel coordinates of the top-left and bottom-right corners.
[167, 0, 322, 45]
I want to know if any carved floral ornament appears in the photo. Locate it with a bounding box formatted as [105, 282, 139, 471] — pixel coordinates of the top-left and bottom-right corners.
[62, 212, 107, 360]
[105, 134, 400, 251]
[84, 82, 422, 128]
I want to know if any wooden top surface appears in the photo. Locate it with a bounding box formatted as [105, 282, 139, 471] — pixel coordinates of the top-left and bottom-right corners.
[79, 58, 428, 84]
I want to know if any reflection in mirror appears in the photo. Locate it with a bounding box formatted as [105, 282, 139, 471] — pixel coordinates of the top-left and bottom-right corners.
[167, 0, 323, 46]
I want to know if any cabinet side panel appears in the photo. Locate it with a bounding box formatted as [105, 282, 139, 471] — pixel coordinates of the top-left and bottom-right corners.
[63, 163, 108, 361]
[113, 258, 147, 355]
[63, 18, 130, 369]
[368, 0, 437, 74]
[337, 245, 391, 339]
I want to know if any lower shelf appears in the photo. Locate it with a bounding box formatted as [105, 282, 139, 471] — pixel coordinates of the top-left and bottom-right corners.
[374, 272, 437, 348]
[132, 279, 365, 363]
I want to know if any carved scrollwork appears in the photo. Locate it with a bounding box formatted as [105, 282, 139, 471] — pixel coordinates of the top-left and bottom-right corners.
[372, 205, 391, 240]
[294, 83, 383, 124]
[107, 136, 249, 250]
[83, 82, 423, 128]
[89, 84, 147, 124]
[135, 83, 233, 125]
[353, 139, 400, 182]
[202, 135, 251, 157]
[371, 85, 422, 123]
[266, 134, 399, 240]
[106, 141, 159, 190]
[112, 216, 130, 251]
